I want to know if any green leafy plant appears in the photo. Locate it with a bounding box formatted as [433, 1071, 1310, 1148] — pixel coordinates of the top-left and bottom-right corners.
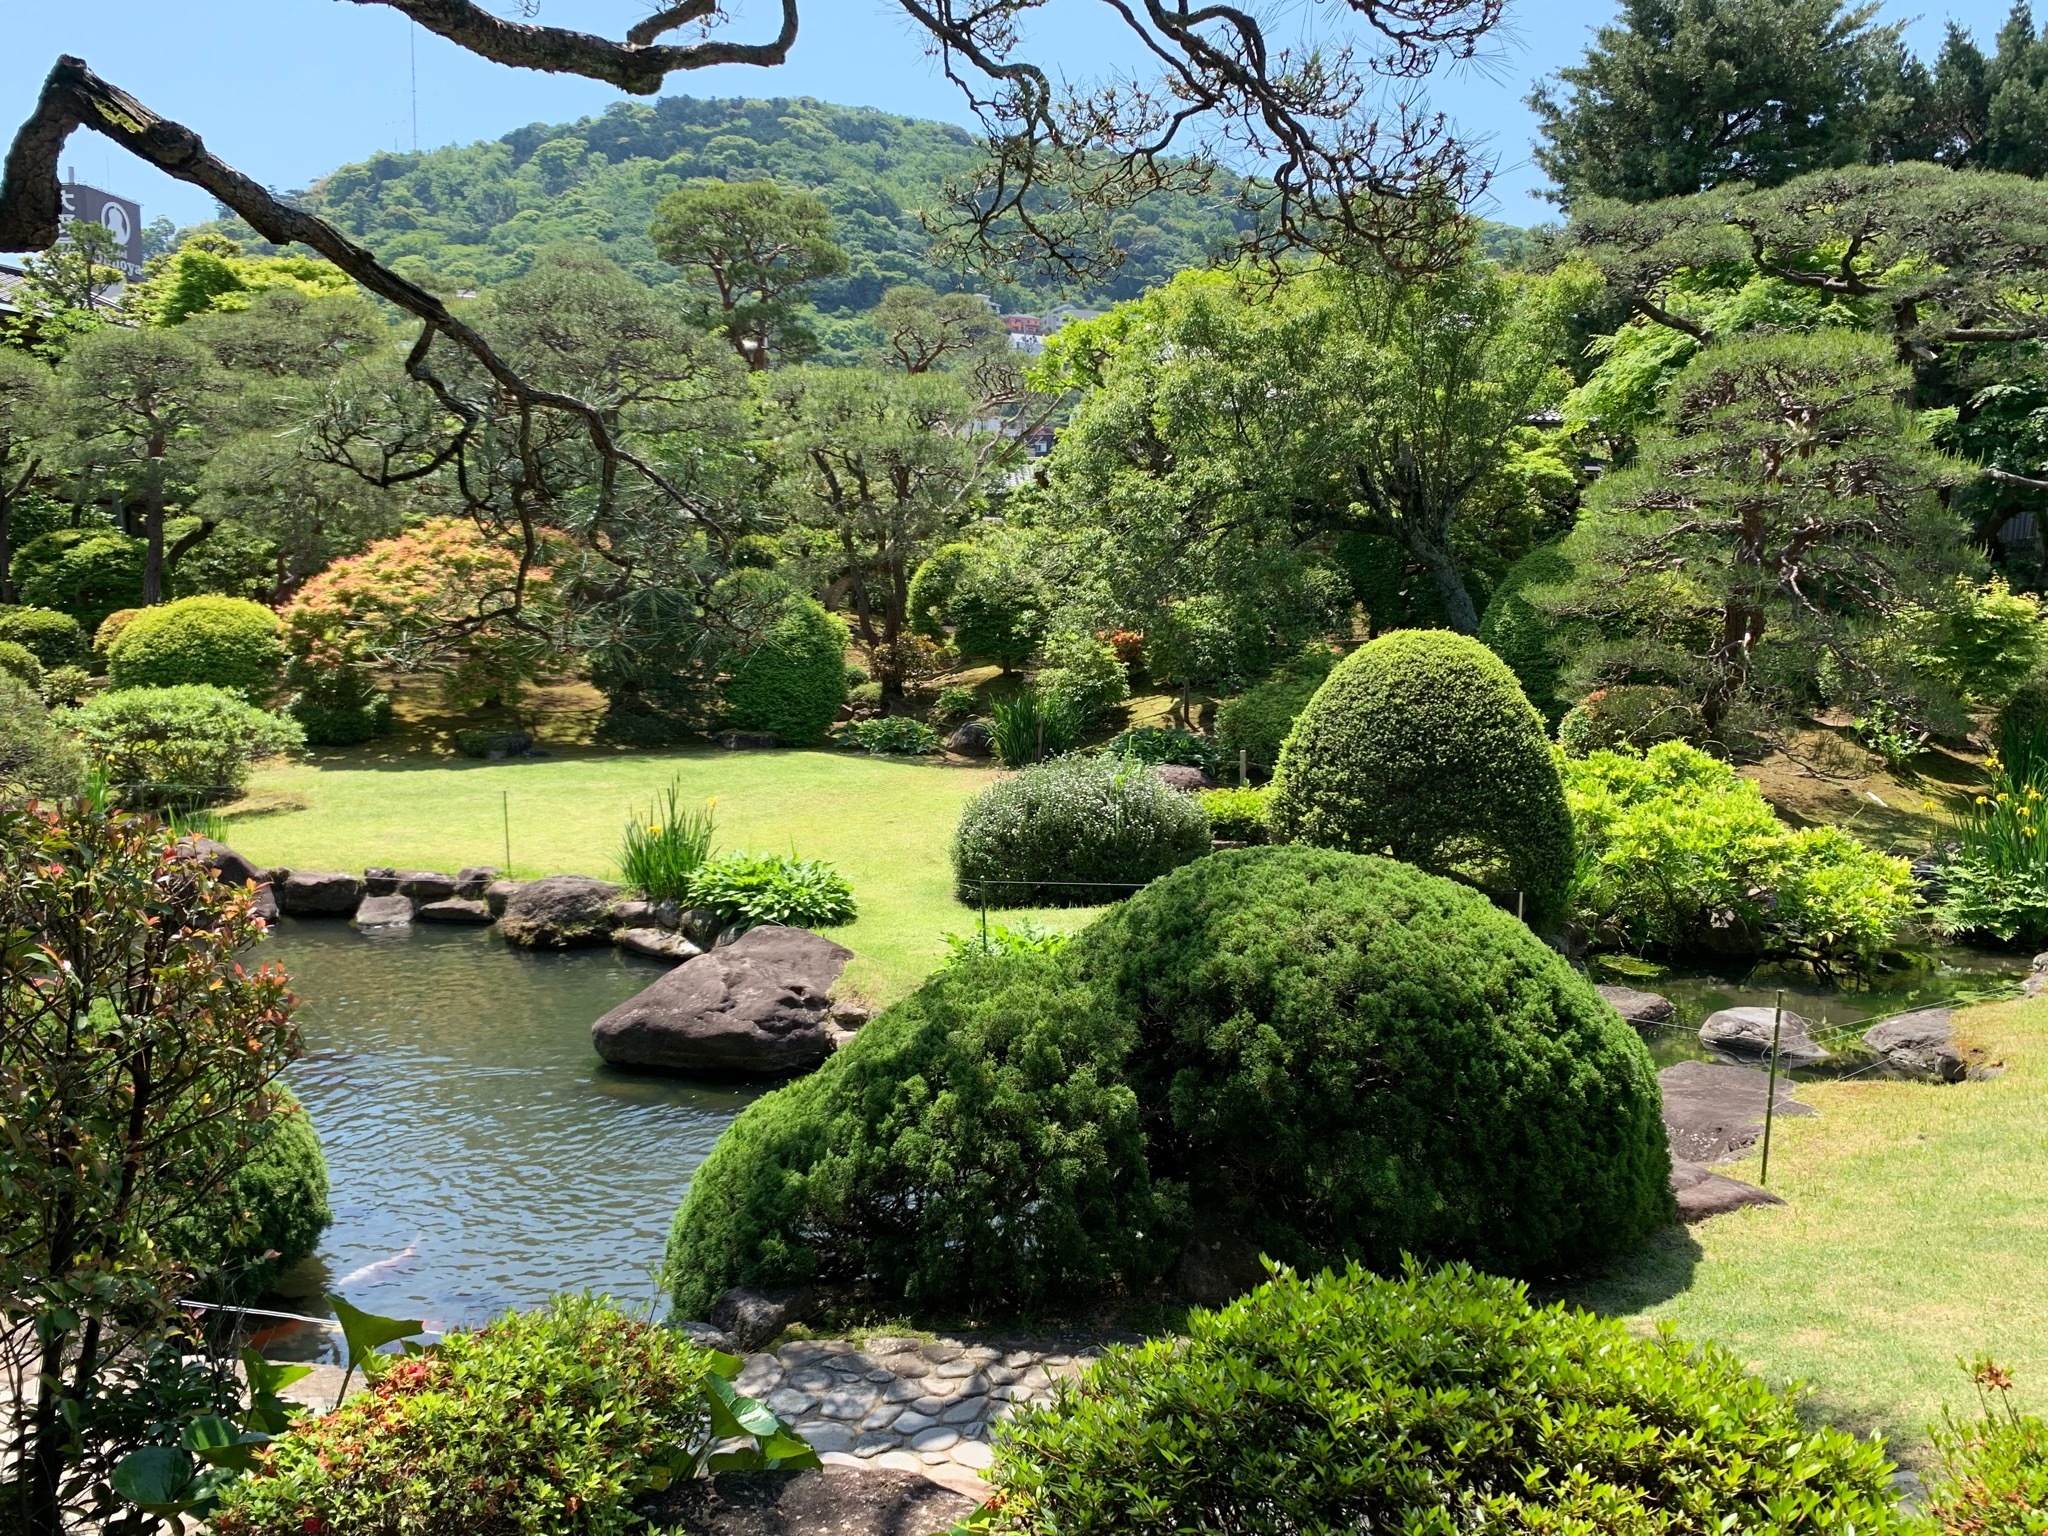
[162, 1089, 332, 1305]
[1102, 725, 1220, 777]
[105, 596, 287, 700]
[1555, 683, 1699, 757]
[688, 850, 856, 928]
[65, 684, 305, 810]
[718, 574, 849, 746]
[1196, 785, 1269, 842]
[839, 716, 943, 755]
[1854, 698, 1928, 767]
[1033, 630, 1129, 729]
[952, 754, 1211, 906]
[988, 688, 1082, 767]
[211, 1295, 816, 1536]
[978, 1261, 1905, 1536]
[1927, 1359, 2048, 1536]
[0, 604, 90, 670]
[1565, 741, 1917, 968]
[110, 1350, 316, 1528]
[939, 918, 1071, 969]
[933, 684, 977, 722]
[1214, 649, 1337, 775]
[0, 638, 43, 690]
[1937, 755, 2048, 947]
[0, 673, 85, 800]
[618, 779, 718, 903]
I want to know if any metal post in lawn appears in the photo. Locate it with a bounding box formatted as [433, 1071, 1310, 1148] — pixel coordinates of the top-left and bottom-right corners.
[501, 790, 513, 878]
[979, 879, 989, 952]
[1240, 749, 1249, 788]
[1760, 989, 1785, 1184]
[1515, 890, 1525, 924]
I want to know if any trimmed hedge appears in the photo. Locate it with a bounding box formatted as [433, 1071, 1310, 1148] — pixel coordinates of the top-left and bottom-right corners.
[67, 685, 305, 808]
[0, 604, 89, 670]
[982, 1262, 1905, 1536]
[1066, 847, 1670, 1277]
[952, 754, 1212, 906]
[166, 1088, 331, 1304]
[1270, 629, 1576, 930]
[1215, 648, 1337, 774]
[106, 595, 287, 698]
[719, 576, 848, 746]
[9, 527, 144, 632]
[0, 640, 41, 690]
[665, 951, 1176, 1318]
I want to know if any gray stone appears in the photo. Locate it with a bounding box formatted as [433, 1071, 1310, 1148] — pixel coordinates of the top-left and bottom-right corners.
[1864, 1007, 1969, 1081]
[351, 894, 414, 929]
[1150, 762, 1215, 793]
[497, 874, 621, 948]
[1596, 984, 1675, 1026]
[616, 927, 703, 963]
[1670, 1159, 1786, 1222]
[362, 866, 400, 897]
[860, 1406, 901, 1431]
[176, 835, 264, 889]
[677, 906, 726, 945]
[397, 870, 456, 901]
[711, 1285, 817, 1351]
[591, 926, 854, 1075]
[816, 1388, 876, 1421]
[765, 1389, 817, 1418]
[795, 1423, 856, 1454]
[945, 721, 994, 758]
[881, 1378, 924, 1403]
[830, 997, 875, 1029]
[1658, 1060, 1815, 1164]
[281, 870, 365, 916]
[719, 730, 781, 750]
[483, 878, 522, 917]
[908, 1428, 960, 1453]
[455, 866, 499, 899]
[1699, 1005, 1830, 1063]
[938, 1399, 985, 1425]
[890, 1411, 937, 1435]
[676, 1321, 735, 1354]
[251, 882, 279, 923]
[932, 1359, 979, 1380]
[786, 1368, 836, 1394]
[611, 898, 658, 928]
[418, 897, 492, 924]
[632, 1468, 979, 1536]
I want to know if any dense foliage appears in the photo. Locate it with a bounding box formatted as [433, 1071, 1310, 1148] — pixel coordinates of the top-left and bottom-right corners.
[1214, 647, 1337, 774]
[1271, 630, 1577, 930]
[1937, 754, 2048, 946]
[666, 951, 1173, 1317]
[0, 675, 84, 800]
[1926, 1365, 2048, 1536]
[213, 1295, 811, 1536]
[983, 1262, 1905, 1536]
[163, 1089, 330, 1305]
[1196, 785, 1270, 842]
[67, 685, 304, 808]
[0, 606, 89, 670]
[1564, 742, 1917, 966]
[105, 595, 286, 698]
[1067, 848, 1670, 1276]
[9, 528, 144, 632]
[838, 715, 942, 755]
[718, 579, 848, 746]
[688, 851, 857, 929]
[952, 755, 1212, 906]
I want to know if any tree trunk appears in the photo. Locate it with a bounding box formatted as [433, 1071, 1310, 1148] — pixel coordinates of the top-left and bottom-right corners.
[0, 492, 13, 605]
[1407, 531, 1480, 634]
[141, 443, 167, 604]
[1702, 600, 1765, 737]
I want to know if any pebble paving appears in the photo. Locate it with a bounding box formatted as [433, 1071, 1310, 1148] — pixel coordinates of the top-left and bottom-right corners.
[733, 1336, 1101, 1494]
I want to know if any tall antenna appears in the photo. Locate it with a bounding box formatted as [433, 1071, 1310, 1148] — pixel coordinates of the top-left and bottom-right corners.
[409, 20, 419, 152]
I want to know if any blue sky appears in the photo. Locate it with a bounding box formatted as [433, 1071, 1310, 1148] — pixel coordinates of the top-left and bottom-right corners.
[0, 0, 2027, 233]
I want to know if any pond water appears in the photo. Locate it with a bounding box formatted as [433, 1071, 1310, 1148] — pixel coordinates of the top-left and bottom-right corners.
[1589, 947, 2033, 1075]
[256, 920, 762, 1355]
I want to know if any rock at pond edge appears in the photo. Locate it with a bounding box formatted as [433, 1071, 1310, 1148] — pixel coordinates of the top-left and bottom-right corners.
[1699, 1005, 1830, 1063]
[418, 896, 493, 924]
[497, 874, 621, 948]
[281, 870, 365, 916]
[1596, 984, 1675, 1026]
[352, 894, 414, 929]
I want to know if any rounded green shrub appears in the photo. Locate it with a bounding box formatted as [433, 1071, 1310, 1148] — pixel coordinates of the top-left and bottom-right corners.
[67, 684, 305, 808]
[665, 951, 1178, 1319]
[0, 674, 84, 800]
[1270, 629, 1576, 930]
[106, 595, 286, 698]
[9, 527, 144, 632]
[95, 606, 143, 654]
[0, 640, 42, 690]
[1477, 542, 1577, 726]
[288, 663, 393, 746]
[719, 577, 848, 746]
[952, 754, 1212, 906]
[1065, 847, 1670, 1276]
[1033, 630, 1129, 728]
[982, 1262, 1905, 1536]
[1196, 784, 1269, 842]
[0, 604, 89, 670]
[166, 1088, 331, 1304]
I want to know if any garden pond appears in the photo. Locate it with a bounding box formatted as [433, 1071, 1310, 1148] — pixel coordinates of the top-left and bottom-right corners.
[244, 917, 2034, 1357]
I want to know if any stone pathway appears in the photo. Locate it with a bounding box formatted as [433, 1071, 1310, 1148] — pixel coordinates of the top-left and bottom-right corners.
[732, 1336, 1101, 1497]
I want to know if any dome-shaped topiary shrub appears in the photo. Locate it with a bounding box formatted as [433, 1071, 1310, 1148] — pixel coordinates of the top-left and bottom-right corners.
[68, 684, 304, 809]
[952, 754, 1212, 906]
[718, 575, 848, 746]
[1270, 629, 1576, 929]
[166, 1088, 332, 1304]
[0, 605, 89, 671]
[10, 528, 144, 633]
[664, 950, 1178, 1320]
[1065, 846, 1670, 1277]
[981, 1262, 1904, 1536]
[106, 595, 286, 698]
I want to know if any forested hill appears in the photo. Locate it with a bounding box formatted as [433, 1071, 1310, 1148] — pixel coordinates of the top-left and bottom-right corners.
[213, 95, 1258, 312]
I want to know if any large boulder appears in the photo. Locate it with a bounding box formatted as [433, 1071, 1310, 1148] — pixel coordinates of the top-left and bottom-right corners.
[177, 835, 264, 889]
[1699, 1005, 1829, 1063]
[1151, 762, 1215, 793]
[1658, 1060, 1813, 1164]
[1863, 1006, 1968, 1081]
[945, 720, 994, 758]
[497, 874, 621, 948]
[352, 894, 414, 930]
[397, 870, 456, 902]
[632, 1468, 978, 1536]
[590, 926, 852, 1074]
[1596, 984, 1675, 1026]
[709, 1284, 817, 1351]
[280, 870, 365, 916]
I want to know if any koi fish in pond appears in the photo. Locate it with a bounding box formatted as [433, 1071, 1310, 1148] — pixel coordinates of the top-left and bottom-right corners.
[332, 1245, 420, 1289]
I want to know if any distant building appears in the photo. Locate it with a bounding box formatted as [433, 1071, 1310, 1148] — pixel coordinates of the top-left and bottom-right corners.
[0, 262, 24, 317]
[1003, 314, 1045, 335]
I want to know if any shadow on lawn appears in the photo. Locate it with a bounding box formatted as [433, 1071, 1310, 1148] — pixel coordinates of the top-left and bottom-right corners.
[1555, 1224, 1705, 1317]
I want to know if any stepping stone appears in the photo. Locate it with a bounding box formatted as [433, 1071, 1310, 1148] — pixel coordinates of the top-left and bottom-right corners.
[1658, 1060, 1813, 1164]
[418, 897, 492, 923]
[1700, 1005, 1830, 1063]
[1670, 1160, 1785, 1222]
[1596, 984, 1674, 1025]
[352, 894, 413, 929]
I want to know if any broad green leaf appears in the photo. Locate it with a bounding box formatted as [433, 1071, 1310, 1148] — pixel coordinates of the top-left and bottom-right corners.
[327, 1292, 425, 1367]
[112, 1446, 199, 1515]
[241, 1348, 312, 1396]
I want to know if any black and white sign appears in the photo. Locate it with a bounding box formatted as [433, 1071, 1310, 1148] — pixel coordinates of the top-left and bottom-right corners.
[61, 182, 144, 279]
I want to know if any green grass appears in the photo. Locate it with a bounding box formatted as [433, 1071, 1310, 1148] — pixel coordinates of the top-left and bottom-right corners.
[1572, 994, 2048, 1459]
[223, 748, 1081, 1002]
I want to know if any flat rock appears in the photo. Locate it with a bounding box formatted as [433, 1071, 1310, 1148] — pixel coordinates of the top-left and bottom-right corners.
[617, 927, 703, 962]
[634, 1468, 977, 1536]
[1699, 1005, 1830, 1063]
[483, 878, 522, 917]
[455, 865, 499, 899]
[418, 897, 493, 924]
[281, 870, 365, 916]
[591, 926, 853, 1074]
[397, 870, 456, 901]
[1150, 763, 1214, 792]
[1863, 1006, 1967, 1081]
[719, 730, 781, 750]
[497, 874, 620, 948]
[1658, 1060, 1813, 1164]
[1596, 984, 1675, 1025]
[1670, 1159, 1785, 1222]
[352, 894, 414, 929]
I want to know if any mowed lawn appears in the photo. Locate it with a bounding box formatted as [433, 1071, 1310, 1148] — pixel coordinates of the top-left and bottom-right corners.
[1573, 994, 2048, 1457]
[225, 748, 1047, 1002]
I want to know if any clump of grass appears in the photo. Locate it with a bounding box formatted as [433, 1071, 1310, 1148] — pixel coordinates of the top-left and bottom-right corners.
[1936, 753, 2048, 944]
[618, 779, 717, 902]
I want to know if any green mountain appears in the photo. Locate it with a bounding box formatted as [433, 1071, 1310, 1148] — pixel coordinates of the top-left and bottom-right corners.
[215, 95, 1259, 313]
